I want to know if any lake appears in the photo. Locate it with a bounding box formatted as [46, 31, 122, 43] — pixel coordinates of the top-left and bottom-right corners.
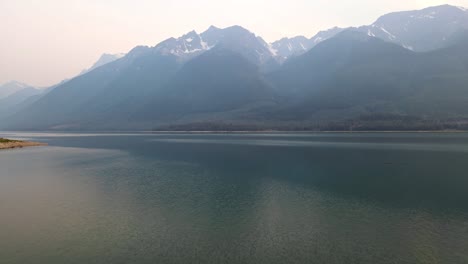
[1, 132, 468, 263]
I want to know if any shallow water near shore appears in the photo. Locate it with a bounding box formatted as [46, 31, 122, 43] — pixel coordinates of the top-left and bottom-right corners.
[1, 132, 468, 263]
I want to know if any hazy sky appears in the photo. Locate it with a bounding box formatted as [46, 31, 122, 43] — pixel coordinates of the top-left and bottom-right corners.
[1, 0, 468, 87]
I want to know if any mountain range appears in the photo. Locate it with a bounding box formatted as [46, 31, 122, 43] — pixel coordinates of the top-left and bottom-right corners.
[1, 4, 468, 131]
[0, 53, 123, 122]
[80, 53, 126, 75]
[0, 81, 35, 100]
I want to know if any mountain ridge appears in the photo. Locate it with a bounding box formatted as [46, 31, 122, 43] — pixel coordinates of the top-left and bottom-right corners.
[2, 4, 468, 131]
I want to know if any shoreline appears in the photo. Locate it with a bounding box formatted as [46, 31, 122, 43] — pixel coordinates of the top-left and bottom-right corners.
[0, 138, 47, 150]
[148, 130, 468, 134]
[3, 130, 468, 134]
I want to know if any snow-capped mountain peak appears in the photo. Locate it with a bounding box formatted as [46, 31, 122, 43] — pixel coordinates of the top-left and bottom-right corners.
[271, 36, 311, 62]
[152, 25, 277, 66]
[154, 30, 212, 59]
[270, 27, 344, 63]
[358, 4, 468, 52]
[310, 27, 345, 45]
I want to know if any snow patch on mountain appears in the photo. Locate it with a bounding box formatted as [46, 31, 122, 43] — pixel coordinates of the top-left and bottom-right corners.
[271, 36, 310, 62]
[267, 44, 278, 56]
[357, 4, 468, 52]
[154, 30, 212, 59]
[380, 27, 396, 40]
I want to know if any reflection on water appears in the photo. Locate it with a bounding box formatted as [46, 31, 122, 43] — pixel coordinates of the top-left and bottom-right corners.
[1, 133, 468, 263]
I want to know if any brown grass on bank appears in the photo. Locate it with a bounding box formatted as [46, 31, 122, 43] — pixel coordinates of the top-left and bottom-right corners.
[0, 138, 47, 150]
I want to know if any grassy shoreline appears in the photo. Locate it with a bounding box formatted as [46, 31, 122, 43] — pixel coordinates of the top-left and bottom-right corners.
[0, 138, 47, 150]
[4, 130, 468, 134]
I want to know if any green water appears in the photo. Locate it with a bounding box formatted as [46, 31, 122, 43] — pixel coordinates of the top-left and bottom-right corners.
[1, 132, 468, 263]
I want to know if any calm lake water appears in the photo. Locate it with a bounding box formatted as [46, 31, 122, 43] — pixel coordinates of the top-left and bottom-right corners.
[1, 132, 468, 264]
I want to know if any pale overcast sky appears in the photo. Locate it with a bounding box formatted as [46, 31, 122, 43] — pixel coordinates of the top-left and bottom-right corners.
[1, 0, 468, 87]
